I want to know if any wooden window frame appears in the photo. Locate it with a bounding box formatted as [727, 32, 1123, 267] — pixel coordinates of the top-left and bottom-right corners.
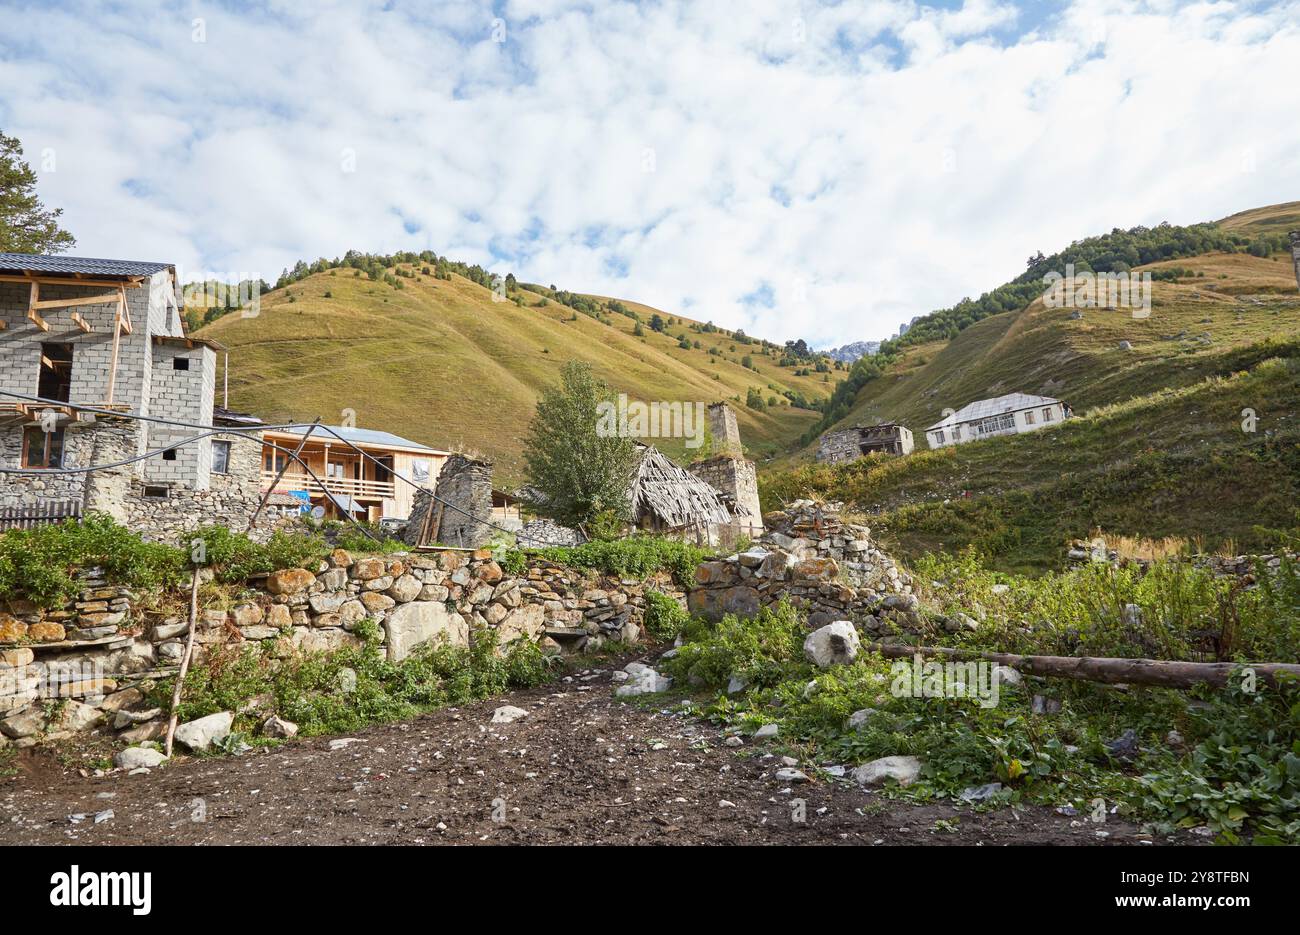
[21, 426, 65, 469]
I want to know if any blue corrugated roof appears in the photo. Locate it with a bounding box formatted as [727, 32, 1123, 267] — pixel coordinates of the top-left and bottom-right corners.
[0, 253, 172, 277]
[283, 425, 445, 453]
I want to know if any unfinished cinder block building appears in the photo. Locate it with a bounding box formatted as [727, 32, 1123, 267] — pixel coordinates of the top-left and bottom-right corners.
[0, 254, 263, 539]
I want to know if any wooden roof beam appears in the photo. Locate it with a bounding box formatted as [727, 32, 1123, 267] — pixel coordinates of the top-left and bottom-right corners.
[31, 290, 121, 310]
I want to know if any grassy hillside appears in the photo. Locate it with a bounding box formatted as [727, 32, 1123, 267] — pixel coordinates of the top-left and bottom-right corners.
[197, 263, 835, 482]
[765, 204, 1300, 572]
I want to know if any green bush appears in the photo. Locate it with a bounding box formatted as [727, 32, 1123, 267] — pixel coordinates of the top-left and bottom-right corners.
[662, 600, 805, 689]
[0, 513, 188, 606]
[643, 590, 689, 642]
[530, 536, 709, 586]
[1140, 674, 1300, 844]
[149, 623, 553, 737]
[0, 515, 402, 608]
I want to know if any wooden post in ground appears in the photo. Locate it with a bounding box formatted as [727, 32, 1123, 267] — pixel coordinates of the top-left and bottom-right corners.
[164, 566, 201, 759]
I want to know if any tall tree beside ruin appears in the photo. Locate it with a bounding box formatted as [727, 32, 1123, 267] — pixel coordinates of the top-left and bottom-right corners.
[0, 131, 76, 254]
[523, 361, 636, 528]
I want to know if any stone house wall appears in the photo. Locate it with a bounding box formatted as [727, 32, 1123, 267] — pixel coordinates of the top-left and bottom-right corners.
[688, 455, 763, 538]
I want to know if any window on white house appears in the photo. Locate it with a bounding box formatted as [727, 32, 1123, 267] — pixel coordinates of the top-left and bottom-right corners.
[974, 413, 1016, 435]
[1025, 410, 1036, 425]
[933, 430, 946, 445]
[212, 440, 231, 474]
[1043, 407, 1054, 421]
[173, 357, 191, 371]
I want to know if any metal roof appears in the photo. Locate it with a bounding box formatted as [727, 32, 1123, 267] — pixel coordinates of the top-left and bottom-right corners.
[271, 425, 446, 454]
[0, 253, 172, 277]
[927, 393, 1063, 431]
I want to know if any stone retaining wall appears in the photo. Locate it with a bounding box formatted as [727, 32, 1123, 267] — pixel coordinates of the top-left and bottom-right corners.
[0, 548, 684, 747]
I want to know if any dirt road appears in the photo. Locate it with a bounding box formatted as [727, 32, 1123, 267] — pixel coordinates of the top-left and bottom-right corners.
[0, 667, 1180, 845]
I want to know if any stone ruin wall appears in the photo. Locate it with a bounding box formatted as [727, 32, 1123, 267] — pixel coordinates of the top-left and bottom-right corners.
[688, 500, 933, 640]
[0, 547, 684, 747]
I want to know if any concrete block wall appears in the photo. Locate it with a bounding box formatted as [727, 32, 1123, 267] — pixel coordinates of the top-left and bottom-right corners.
[0, 280, 155, 415]
[140, 344, 216, 490]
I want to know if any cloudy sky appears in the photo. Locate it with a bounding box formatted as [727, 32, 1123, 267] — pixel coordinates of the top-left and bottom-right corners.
[1, 0, 1297, 346]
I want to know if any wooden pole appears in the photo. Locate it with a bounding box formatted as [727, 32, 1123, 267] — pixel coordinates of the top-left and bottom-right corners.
[862, 641, 1300, 690]
[105, 293, 124, 405]
[164, 566, 201, 759]
[247, 418, 321, 532]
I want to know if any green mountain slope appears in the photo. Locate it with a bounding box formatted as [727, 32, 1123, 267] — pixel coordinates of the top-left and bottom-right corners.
[765, 204, 1300, 571]
[196, 264, 835, 482]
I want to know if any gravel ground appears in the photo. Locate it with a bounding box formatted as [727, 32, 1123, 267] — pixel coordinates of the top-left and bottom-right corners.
[0, 666, 1195, 846]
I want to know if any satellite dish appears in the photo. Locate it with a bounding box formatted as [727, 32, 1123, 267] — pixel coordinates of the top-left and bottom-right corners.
[308, 505, 326, 526]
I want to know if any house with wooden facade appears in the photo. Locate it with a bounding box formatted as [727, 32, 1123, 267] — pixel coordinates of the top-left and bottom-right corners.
[260, 425, 448, 522]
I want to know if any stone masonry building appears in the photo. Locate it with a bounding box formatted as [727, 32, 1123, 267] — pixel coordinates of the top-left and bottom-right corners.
[0, 254, 265, 540]
[816, 422, 915, 464]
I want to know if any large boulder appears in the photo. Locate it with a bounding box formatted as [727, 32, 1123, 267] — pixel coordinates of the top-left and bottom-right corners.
[384, 601, 469, 662]
[852, 755, 922, 787]
[174, 711, 234, 752]
[803, 621, 860, 668]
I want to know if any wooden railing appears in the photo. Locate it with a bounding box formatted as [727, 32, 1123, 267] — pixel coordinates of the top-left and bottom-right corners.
[260, 471, 395, 500]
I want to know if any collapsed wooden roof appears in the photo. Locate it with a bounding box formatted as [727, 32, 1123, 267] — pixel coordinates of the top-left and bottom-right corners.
[630, 444, 732, 529]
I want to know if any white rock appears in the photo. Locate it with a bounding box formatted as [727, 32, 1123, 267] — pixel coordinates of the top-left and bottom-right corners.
[262, 715, 299, 739]
[803, 620, 860, 668]
[754, 723, 779, 740]
[491, 705, 529, 724]
[992, 665, 1023, 687]
[846, 708, 877, 730]
[173, 711, 234, 752]
[614, 662, 671, 696]
[775, 768, 809, 783]
[113, 746, 168, 769]
[726, 675, 748, 694]
[851, 755, 922, 787]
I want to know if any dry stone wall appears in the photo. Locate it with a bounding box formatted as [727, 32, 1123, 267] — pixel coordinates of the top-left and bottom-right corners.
[0, 547, 684, 746]
[688, 500, 928, 638]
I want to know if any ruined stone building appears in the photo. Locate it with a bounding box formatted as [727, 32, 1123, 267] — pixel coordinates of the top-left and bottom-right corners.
[816, 422, 914, 464]
[686, 402, 763, 538]
[0, 254, 265, 539]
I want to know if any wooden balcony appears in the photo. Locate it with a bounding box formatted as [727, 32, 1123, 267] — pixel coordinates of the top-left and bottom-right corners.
[261, 470, 396, 501]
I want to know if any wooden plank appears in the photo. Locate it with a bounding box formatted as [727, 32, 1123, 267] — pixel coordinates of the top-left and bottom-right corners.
[0, 274, 143, 288]
[69, 311, 92, 333]
[30, 290, 121, 310]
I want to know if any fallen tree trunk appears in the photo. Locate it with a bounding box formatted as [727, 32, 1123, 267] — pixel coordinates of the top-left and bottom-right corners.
[862, 641, 1300, 689]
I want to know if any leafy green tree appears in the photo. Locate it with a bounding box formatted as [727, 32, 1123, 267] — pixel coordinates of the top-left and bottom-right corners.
[0, 131, 75, 253]
[649, 313, 666, 332]
[523, 361, 636, 528]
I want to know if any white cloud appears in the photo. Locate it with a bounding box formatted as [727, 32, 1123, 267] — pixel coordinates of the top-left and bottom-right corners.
[1, 0, 1298, 346]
